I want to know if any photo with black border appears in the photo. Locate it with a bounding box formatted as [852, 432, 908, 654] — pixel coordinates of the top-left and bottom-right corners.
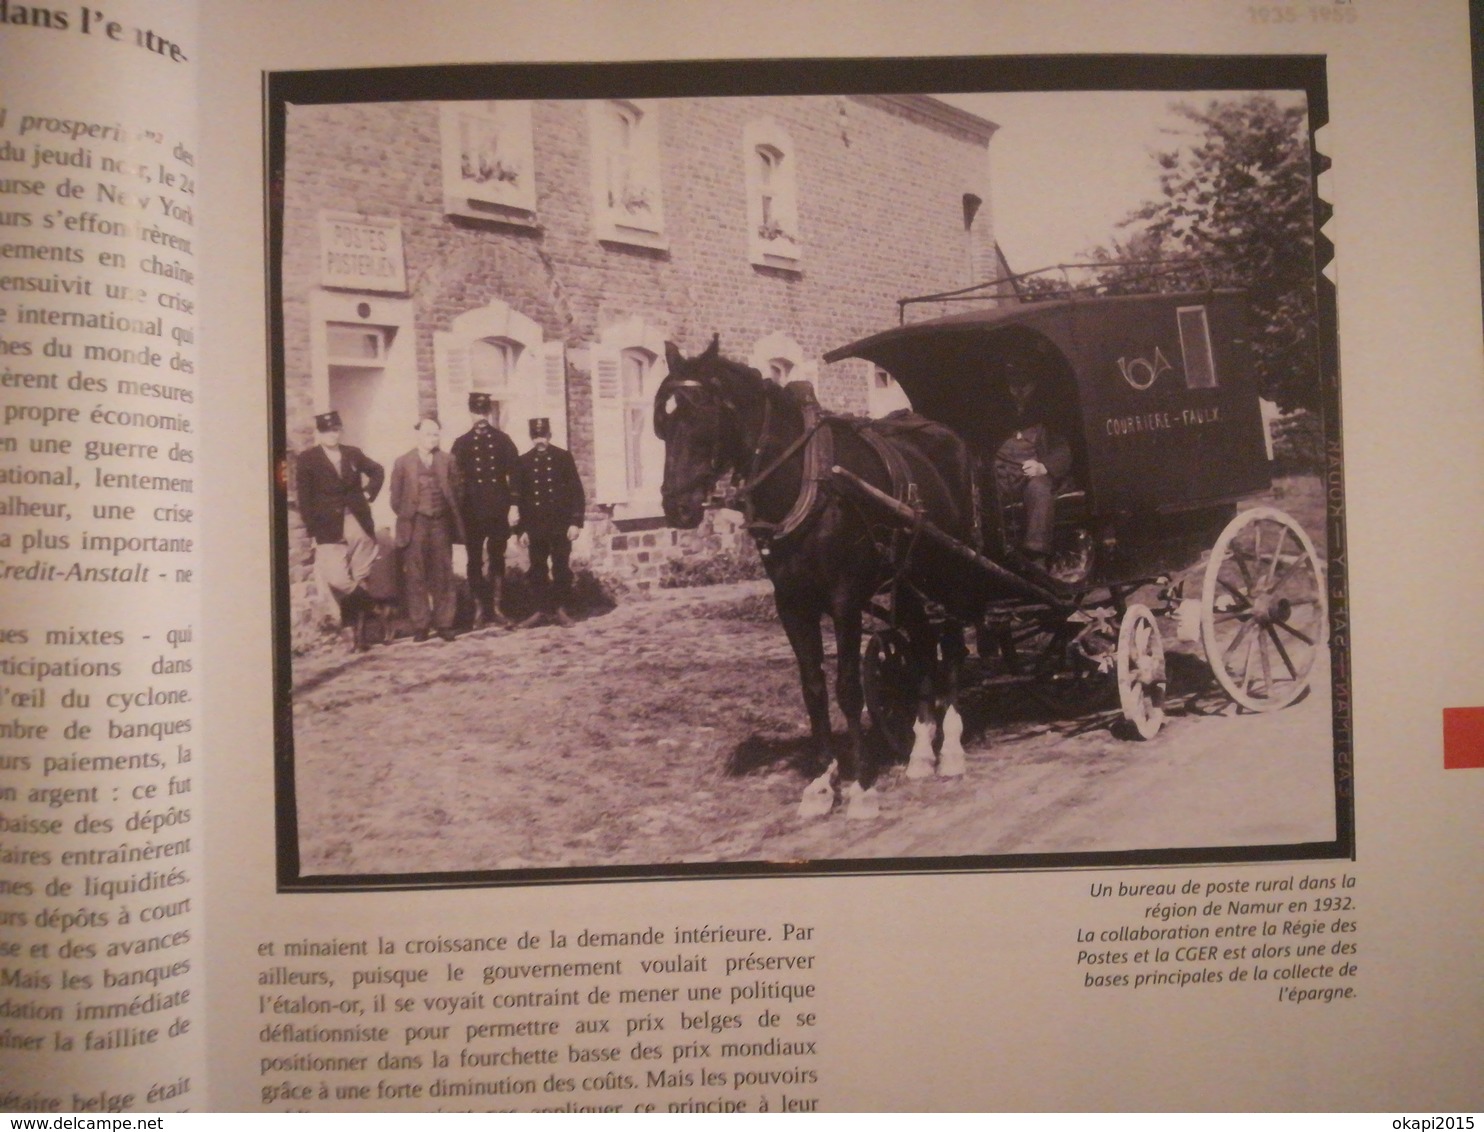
[268, 55, 1351, 891]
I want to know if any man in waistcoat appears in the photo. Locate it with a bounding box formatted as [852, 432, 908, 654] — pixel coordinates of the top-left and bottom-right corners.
[450, 392, 520, 629]
[295, 409, 384, 643]
[514, 417, 585, 629]
[390, 416, 466, 642]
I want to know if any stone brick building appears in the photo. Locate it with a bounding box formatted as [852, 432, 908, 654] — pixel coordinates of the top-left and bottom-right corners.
[279, 93, 997, 635]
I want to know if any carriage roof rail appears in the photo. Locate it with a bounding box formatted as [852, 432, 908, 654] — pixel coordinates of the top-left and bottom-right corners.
[896, 259, 1218, 324]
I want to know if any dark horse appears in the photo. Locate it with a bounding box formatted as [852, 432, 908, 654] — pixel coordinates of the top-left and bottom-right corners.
[656, 337, 981, 819]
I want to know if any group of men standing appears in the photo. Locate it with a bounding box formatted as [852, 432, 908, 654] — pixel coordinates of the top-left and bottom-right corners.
[296, 352, 1072, 651]
[296, 392, 585, 649]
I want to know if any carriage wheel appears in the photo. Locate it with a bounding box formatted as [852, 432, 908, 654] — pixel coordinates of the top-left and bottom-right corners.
[1201, 507, 1327, 712]
[863, 629, 917, 759]
[1116, 603, 1166, 739]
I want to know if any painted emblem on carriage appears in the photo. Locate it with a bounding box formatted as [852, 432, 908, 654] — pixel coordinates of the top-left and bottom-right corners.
[1115, 346, 1175, 391]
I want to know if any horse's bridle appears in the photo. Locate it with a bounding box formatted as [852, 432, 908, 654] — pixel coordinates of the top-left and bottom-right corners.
[657, 375, 821, 522]
[655, 377, 735, 502]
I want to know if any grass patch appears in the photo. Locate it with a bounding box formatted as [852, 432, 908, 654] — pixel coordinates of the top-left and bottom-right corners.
[1270, 410, 1324, 475]
[660, 549, 767, 589]
[698, 592, 779, 624]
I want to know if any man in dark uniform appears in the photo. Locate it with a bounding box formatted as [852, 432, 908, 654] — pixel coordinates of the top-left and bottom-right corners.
[295, 410, 384, 641]
[514, 417, 585, 629]
[993, 355, 1072, 568]
[450, 392, 520, 628]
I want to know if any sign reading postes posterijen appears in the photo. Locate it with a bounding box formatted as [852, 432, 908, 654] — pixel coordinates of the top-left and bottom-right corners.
[318, 211, 406, 293]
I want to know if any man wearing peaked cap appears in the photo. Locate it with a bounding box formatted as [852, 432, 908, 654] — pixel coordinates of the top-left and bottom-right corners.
[295, 409, 384, 646]
[450, 391, 520, 629]
[513, 417, 584, 628]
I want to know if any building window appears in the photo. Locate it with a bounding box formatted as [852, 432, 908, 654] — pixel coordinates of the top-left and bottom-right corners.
[589, 100, 666, 249]
[744, 119, 802, 268]
[326, 322, 390, 365]
[622, 348, 656, 494]
[591, 318, 669, 514]
[756, 146, 784, 234]
[439, 102, 537, 224]
[308, 293, 416, 532]
[469, 337, 522, 431]
[434, 302, 566, 450]
[867, 364, 910, 417]
[748, 332, 812, 395]
[963, 193, 986, 285]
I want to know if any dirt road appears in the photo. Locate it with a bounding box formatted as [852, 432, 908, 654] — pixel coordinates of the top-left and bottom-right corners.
[290, 576, 1340, 880]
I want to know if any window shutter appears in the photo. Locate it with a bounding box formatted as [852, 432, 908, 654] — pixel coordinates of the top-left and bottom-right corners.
[433, 331, 471, 426]
[589, 345, 628, 503]
[541, 341, 569, 450]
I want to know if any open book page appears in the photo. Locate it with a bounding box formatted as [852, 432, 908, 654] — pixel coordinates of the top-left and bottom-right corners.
[196, 0, 1482, 1114]
[0, 0, 203, 1114]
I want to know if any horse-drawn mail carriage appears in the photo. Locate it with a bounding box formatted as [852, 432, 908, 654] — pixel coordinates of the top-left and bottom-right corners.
[824, 271, 1327, 745]
[657, 267, 1327, 818]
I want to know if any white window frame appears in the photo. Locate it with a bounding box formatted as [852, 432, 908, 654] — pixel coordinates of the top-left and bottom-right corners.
[467, 336, 522, 434]
[867, 363, 911, 417]
[747, 331, 815, 390]
[622, 347, 659, 497]
[307, 291, 416, 533]
[765, 356, 794, 385]
[434, 300, 566, 452]
[439, 101, 538, 225]
[744, 118, 802, 269]
[325, 321, 391, 366]
[588, 100, 667, 249]
[589, 316, 670, 515]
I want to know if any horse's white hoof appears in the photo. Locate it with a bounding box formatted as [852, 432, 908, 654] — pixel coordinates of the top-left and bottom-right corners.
[797, 786, 834, 819]
[797, 765, 836, 818]
[905, 719, 936, 779]
[845, 782, 880, 820]
[937, 707, 966, 777]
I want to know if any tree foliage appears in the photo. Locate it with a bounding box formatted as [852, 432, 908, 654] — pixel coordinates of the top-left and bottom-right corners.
[1091, 96, 1320, 411]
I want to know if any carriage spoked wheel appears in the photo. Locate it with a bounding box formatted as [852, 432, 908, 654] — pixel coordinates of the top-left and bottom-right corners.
[862, 628, 918, 759]
[1201, 506, 1327, 713]
[1116, 603, 1167, 739]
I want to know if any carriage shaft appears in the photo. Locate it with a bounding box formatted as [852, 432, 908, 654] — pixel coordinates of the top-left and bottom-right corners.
[829, 464, 1071, 609]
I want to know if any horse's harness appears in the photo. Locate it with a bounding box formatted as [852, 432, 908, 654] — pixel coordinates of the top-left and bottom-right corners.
[667, 376, 923, 559]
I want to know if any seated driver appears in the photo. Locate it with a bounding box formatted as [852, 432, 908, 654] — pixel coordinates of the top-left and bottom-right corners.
[993, 353, 1072, 569]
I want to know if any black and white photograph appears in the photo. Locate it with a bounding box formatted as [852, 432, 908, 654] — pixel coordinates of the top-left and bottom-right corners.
[268, 57, 1350, 888]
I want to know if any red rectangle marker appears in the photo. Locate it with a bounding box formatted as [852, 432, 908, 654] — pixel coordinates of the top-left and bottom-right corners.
[1442, 706, 1484, 769]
